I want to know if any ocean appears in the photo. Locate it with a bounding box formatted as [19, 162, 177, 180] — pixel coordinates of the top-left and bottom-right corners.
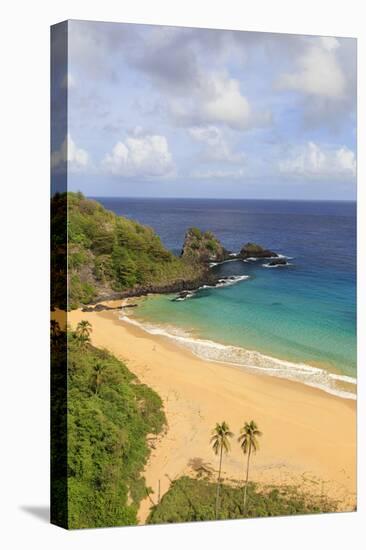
[95, 197, 357, 399]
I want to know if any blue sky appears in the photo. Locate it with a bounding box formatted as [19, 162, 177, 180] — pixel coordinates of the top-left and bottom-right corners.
[52, 20, 357, 200]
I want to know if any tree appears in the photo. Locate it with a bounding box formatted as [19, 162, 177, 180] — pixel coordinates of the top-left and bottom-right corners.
[75, 320, 92, 346]
[90, 362, 106, 395]
[210, 421, 233, 519]
[238, 420, 262, 515]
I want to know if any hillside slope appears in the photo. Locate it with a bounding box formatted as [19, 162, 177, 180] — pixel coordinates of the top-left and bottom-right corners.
[52, 192, 211, 309]
[51, 193, 278, 309]
[51, 325, 166, 528]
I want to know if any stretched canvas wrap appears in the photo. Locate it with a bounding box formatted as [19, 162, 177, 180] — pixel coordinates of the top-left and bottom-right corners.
[51, 20, 357, 529]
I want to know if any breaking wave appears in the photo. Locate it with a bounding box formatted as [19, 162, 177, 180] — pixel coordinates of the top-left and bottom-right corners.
[119, 314, 356, 400]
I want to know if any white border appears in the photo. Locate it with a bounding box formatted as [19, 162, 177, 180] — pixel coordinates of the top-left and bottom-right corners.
[1, 1, 364, 549]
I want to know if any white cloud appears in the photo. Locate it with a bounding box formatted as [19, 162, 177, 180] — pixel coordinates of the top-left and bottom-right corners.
[192, 167, 246, 180]
[51, 133, 89, 172]
[201, 74, 251, 128]
[102, 132, 175, 178]
[170, 72, 270, 131]
[276, 37, 346, 99]
[320, 36, 340, 52]
[188, 125, 245, 163]
[278, 142, 356, 179]
[189, 125, 223, 146]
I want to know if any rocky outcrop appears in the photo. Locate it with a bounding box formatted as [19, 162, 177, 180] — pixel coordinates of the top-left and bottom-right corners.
[266, 257, 287, 266]
[81, 303, 138, 312]
[239, 242, 278, 259]
[80, 235, 281, 307]
[181, 227, 232, 264]
[84, 271, 219, 306]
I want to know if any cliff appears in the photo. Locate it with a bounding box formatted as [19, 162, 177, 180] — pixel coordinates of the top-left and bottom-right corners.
[181, 227, 232, 264]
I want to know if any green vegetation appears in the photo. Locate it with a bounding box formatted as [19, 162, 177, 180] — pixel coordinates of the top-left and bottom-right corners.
[182, 227, 226, 262]
[52, 192, 205, 309]
[52, 320, 166, 528]
[147, 476, 337, 524]
[74, 319, 92, 346]
[210, 421, 234, 519]
[148, 418, 335, 525]
[190, 227, 202, 239]
[50, 327, 338, 528]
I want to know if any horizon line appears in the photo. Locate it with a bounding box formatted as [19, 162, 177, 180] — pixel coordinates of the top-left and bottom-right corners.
[88, 195, 356, 203]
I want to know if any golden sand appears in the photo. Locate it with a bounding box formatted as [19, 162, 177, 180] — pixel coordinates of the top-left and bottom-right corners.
[67, 305, 356, 523]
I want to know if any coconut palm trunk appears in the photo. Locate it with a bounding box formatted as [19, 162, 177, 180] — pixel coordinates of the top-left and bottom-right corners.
[210, 421, 233, 521]
[243, 440, 252, 514]
[238, 420, 262, 517]
[215, 444, 224, 519]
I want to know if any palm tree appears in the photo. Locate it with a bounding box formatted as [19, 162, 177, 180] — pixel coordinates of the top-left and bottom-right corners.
[75, 320, 92, 346]
[238, 420, 262, 515]
[210, 421, 234, 519]
[91, 362, 106, 395]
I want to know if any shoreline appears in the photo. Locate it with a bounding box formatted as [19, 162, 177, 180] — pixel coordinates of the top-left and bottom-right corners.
[68, 304, 357, 523]
[121, 296, 357, 401]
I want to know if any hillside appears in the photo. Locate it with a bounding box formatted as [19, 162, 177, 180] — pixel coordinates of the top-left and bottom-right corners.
[51, 192, 279, 309]
[53, 192, 212, 309]
[147, 476, 336, 524]
[51, 323, 166, 529]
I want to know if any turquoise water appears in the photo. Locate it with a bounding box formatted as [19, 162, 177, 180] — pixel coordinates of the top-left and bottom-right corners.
[135, 266, 356, 376]
[97, 197, 357, 398]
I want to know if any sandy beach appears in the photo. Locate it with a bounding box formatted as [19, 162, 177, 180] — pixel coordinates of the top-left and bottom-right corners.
[67, 305, 356, 523]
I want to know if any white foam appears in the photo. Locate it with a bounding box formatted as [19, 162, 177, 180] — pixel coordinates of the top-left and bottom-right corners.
[329, 373, 357, 385]
[244, 254, 294, 264]
[209, 258, 241, 268]
[200, 275, 250, 290]
[173, 291, 196, 301]
[119, 314, 356, 400]
[263, 262, 293, 269]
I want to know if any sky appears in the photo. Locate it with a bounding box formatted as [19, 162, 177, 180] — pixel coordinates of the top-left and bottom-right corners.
[52, 20, 357, 200]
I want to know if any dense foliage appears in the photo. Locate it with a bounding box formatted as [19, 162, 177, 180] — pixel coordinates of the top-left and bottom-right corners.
[147, 476, 337, 524]
[62, 192, 203, 308]
[52, 325, 166, 529]
[181, 227, 228, 262]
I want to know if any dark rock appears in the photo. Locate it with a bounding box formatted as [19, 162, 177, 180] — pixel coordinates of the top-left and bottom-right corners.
[240, 242, 278, 259]
[84, 271, 220, 307]
[177, 290, 194, 298]
[82, 304, 116, 312]
[267, 257, 287, 266]
[181, 227, 232, 264]
[81, 303, 138, 312]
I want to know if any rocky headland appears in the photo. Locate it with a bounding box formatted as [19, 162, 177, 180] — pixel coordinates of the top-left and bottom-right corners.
[56, 193, 281, 309]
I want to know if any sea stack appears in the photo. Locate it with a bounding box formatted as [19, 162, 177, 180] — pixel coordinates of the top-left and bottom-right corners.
[181, 227, 232, 264]
[239, 242, 278, 259]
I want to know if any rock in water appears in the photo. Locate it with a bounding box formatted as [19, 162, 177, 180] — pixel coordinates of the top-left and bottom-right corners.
[240, 242, 278, 259]
[181, 227, 232, 264]
[266, 257, 287, 266]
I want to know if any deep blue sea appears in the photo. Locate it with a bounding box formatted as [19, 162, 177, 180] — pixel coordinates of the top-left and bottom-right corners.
[95, 197, 357, 399]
